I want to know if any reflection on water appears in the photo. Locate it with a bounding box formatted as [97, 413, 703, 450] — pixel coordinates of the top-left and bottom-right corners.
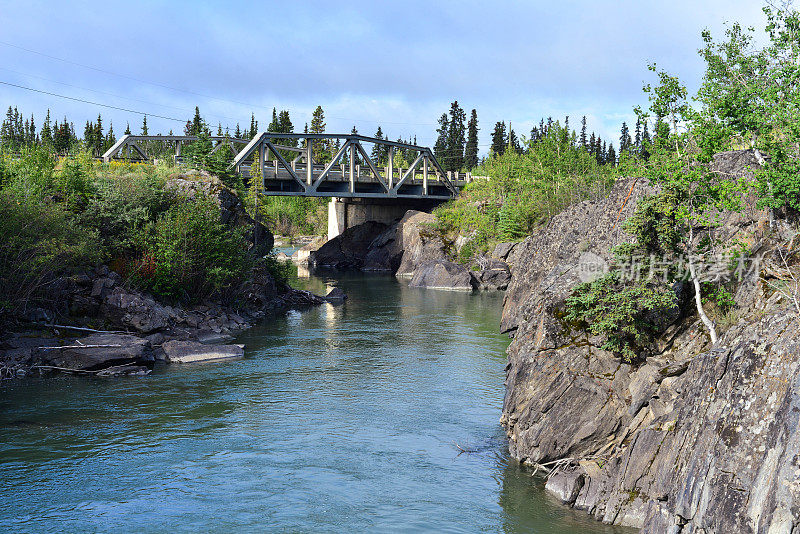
[0, 271, 628, 533]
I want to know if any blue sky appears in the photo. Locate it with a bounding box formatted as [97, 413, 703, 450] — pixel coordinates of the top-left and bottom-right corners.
[0, 0, 767, 154]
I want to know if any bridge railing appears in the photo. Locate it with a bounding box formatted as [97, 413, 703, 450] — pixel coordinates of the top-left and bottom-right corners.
[234, 132, 458, 200]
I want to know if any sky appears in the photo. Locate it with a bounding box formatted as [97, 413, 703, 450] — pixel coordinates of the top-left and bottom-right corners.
[0, 0, 769, 155]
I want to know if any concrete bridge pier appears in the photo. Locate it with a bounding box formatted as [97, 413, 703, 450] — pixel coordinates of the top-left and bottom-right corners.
[327, 197, 442, 240]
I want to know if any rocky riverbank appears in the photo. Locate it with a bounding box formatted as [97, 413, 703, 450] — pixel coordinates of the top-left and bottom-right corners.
[499, 150, 800, 532]
[0, 170, 330, 379]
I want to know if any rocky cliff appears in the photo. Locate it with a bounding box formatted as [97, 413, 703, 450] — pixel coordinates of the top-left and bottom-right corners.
[501, 151, 800, 532]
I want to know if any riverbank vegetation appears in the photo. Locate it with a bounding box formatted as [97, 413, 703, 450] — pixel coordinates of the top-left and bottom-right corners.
[0, 142, 265, 321]
[565, 2, 800, 358]
[433, 120, 622, 259]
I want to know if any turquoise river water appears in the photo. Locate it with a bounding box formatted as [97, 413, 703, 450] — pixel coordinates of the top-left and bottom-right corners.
[0, 270, 627, 533]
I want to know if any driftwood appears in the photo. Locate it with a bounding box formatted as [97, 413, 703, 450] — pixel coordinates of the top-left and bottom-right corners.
[37, 344, 122, 350]
[35, 324, 127, 335]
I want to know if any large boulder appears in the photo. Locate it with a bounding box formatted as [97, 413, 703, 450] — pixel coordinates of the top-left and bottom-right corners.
[101, 287, 175, 333]
[309, 221, 388, 269]
[165, 173, 273, 257]
[33, 333, 153, 371]
[161, 339, 244, 363]
[470, 255, 512, 290]
[363, 210, 448, 274]
[292, 236, 327, 264]
[408, 260, 474, 290]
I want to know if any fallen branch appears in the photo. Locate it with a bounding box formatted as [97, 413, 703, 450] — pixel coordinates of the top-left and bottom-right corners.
[37, 344, 122, 350]
[46, 324, 127, 334]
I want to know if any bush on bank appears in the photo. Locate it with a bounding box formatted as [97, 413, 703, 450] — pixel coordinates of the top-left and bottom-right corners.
[0, 145, 271, 318]
[434, 122, 615, 259]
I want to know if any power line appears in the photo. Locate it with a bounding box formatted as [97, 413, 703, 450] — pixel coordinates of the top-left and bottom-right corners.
[0, 80, 186, 124]
[0, 80, 494, 151]
[0, 40, 442, 128]
[0, 67, 240, 123]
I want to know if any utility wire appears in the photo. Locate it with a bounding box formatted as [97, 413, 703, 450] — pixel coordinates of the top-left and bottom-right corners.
[0, 80, 494, 151]
[0, 80, 186, 123]
[0, 40, 443, 127]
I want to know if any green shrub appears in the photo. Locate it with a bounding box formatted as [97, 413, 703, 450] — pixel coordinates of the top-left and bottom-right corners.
[0, 191, 103, 316]
[56, 152, 97, 209]
[263, 253, 292, 286]
[564, 272, 677, 362]
[257, 196, 327, 236]
[134, 198, 252, 303]
[183, 132, 243, 191]
[80, 170, 173, 257]
[3, 146, 56, 199]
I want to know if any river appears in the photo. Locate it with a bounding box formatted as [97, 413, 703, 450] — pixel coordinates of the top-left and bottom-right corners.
[1, 270, 626, 533]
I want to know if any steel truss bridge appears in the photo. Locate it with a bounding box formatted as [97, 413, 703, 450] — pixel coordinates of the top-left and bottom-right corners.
[103, 133, 481, 200]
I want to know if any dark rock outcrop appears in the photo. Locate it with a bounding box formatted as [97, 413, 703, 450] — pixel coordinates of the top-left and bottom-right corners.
[408, 260, 474, 290]
[362, 210, 449, 274]
[324, 288, 348, 302]
[500, 177, 657, 333]
[309, 221, 388, 269]
[470, 255, 512, 290]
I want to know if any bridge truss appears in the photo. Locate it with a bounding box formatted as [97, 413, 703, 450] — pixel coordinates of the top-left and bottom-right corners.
[233, 133, 458, 200]
[102, 134, 249, 163]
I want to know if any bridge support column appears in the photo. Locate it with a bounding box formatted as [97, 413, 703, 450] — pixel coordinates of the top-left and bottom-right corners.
[326, 197, 442, 241]
[328, 198, 348, 241]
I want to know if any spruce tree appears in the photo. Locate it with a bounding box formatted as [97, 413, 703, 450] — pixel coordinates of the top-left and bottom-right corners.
[141, 115, 148, 135]
[249, 113, 258, 138]
[106, 121, 116, 150]
[580, 116, 587, 148]
[190, 107, 203, 136]
[490, 121, 507, 156]
[444, 100, 466, 171]
[268, 108, 279, 132]
[371, 126, 385, 164]
[235, 123, 242, 138]
[309, 105, 329, 162]
[434, 113, 449, 162]
[619, 122, 631, 154]
[464, 109, 479, 169]
[508, 128, 521, 154]
[124, 122, 131, 135]
[351, 125, 361, 166]
[607, 142, 616, 166]
[41, 109, 52, 147]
